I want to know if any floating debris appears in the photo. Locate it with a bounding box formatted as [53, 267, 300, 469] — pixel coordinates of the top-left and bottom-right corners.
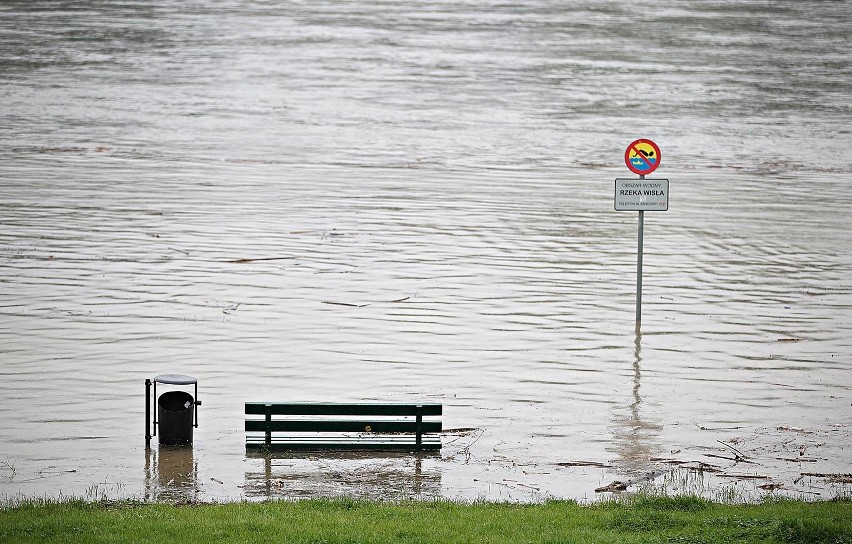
[322, 301, 368, 308]
[800, 472, 852, 484]
[718, 474, 770, 480]
[696, 424, 745, 431]
[322, 297, 410, 308]
[649, 457, 688, 465]
[557, 461, 613, 468]
[223, 256, 296, 263]
[686, 462, 721, 473]
[777, 426, 814, 434]
[595, 481, 627, 493]
[704, 453, 757, 464]
[776, 457, 818, 463]
[717, 439, 750, 462]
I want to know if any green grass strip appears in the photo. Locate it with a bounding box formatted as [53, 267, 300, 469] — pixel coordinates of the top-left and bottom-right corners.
[1, 496, 850, 544]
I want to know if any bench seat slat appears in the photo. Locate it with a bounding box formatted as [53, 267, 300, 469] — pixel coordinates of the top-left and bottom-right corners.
[245, 402, 442, 417]
[245, 420, 442, 433]
[246, 438, 441, 451]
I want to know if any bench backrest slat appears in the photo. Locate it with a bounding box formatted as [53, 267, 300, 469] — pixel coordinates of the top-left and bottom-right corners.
[245, 402, 442, 417]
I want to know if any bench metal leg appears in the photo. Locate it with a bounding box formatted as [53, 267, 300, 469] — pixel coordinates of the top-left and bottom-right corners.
[265, 455, 272, 498]
[265, 403, 272, 449]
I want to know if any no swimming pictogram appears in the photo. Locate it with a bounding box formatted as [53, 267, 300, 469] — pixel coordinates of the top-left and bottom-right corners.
[624, 139, 661, 175]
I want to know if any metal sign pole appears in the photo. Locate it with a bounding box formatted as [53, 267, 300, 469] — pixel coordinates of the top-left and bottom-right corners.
[636, 210, 644, 331]
[635, 174, 645, 332]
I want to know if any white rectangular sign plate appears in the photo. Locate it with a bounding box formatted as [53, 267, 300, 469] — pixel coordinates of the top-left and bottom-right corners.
[614, 178, 669, 211]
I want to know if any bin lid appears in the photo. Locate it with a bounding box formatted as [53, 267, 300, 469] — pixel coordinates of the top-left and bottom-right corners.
[153, 374, 197, 385]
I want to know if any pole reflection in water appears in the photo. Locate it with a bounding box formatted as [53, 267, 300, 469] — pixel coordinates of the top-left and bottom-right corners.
[144, 446, 198, 502]
[608, 331, 663, 476]
[244, 451, 441, 500]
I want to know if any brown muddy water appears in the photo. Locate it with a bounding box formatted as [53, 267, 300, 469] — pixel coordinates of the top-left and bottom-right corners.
[1, 1, 851, 503]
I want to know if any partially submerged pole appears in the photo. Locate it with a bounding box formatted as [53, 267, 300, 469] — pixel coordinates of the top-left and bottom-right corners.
[636, 203, 644, 332]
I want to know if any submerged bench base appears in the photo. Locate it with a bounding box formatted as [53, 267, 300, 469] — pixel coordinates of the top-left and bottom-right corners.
[246, 436, 442, 452]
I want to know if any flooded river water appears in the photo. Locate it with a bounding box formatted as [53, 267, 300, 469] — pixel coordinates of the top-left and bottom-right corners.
[1, 0, 851, 502]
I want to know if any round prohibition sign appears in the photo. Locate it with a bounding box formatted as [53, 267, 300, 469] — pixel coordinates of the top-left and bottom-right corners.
[624, 139, 661, 175]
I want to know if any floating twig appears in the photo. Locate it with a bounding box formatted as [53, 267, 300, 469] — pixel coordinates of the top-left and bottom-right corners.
[718, 473, 770, 480]
[503, 479, 540, 492]
[445, 428, 486, 463]
[322, 296, 410, 308]
[703, 453, 758, 464]
[800, 472, 852, 483]
[688, 462, 721, 473]
[649, 457, 687, 465]
[696, 424, 745, 431]
[223, 256, 296, 263]
[703, 453, 737, 461]
[322, 301, 368, 308]
[717, 439, 749, 461]
[0, 460, 16, 480]
[777, 457, 818, 463]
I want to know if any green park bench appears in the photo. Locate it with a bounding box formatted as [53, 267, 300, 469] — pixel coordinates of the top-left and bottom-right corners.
[245, 402, 442, 452]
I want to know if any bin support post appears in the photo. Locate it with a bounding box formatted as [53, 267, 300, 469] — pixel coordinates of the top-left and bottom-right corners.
[145, 379, 152, 447]
[153, 380, 157, 436]
[194, 382, 198, 428]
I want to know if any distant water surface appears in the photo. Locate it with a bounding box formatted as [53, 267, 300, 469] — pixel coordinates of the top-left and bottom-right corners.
[1, 0, 850, 502]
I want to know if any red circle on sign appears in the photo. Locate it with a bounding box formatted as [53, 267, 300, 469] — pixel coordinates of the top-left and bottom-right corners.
[624, 139, 661, 175]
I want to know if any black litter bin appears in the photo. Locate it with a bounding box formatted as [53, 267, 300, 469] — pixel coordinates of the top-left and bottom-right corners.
[157, 391, 194, 446]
